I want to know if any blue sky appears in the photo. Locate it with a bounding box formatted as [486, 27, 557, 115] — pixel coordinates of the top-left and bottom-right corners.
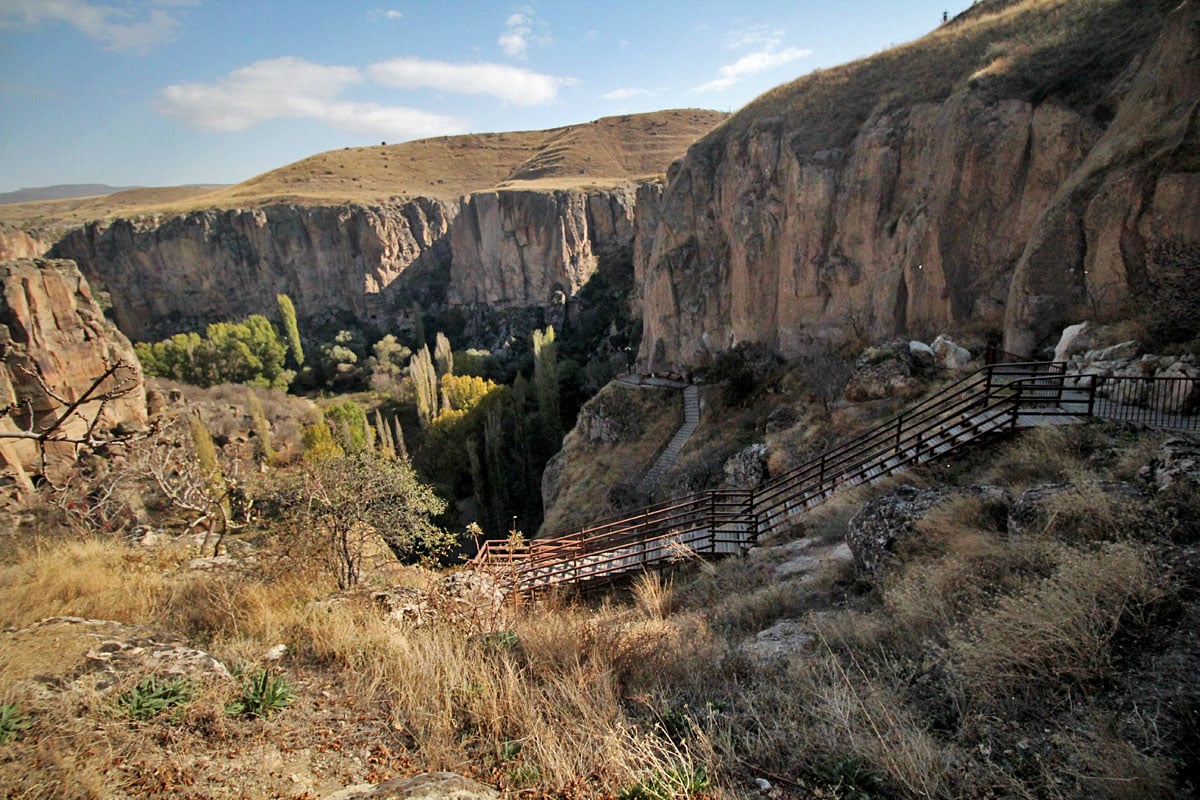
[0, 1, 967, 193]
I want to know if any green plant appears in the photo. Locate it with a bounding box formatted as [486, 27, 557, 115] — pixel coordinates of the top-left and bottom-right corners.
[117, 676, 196, 721]
[619, 763, 710, 800]
[0, 702, 31, 743]
[813, 754, 883, 800]
[227, 669, 294, 718]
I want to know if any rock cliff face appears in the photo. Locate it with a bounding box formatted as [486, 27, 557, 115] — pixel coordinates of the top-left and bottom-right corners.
[1004, 0, 1200, 354]
[637, 0, 1197, 371]
[449, 186, 637, 324]
[51, 200, 456, 342]
[0, 226, 53, 261]
[0, 258, 146, 488]
[49, 186, 640, 346]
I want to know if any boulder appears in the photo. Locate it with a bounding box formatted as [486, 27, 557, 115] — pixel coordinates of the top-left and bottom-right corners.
[908, 340, 936, 369]
[723, 443, 768, 489]
[845, 344, 922, 402]
[1054, 322, 1096, 363]
[846, 485, 1011, 576]
[1007, 481, 1146, 537]
[1085, 340, 1140, 363]
[323, 772, 499, 800]
[931, 334, 972, 370]
[1139, 437, 1200, 493]
[1153, 362, 1200, 414]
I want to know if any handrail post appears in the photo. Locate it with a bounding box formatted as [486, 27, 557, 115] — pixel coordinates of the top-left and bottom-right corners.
[820, 451, 826, 493]
[1087, 375, 1096, 417]
[895, 412, 903, 450]
[984, 365, 993, 402]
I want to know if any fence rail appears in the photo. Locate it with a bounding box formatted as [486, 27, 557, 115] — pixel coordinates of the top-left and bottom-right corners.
[473, 361, 1197, 593]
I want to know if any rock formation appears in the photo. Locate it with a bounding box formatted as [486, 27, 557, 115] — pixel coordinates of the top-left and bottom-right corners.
[47, 185, 640, 349]
[636, 0, 1197, 372]
[0, 258, 147, 488]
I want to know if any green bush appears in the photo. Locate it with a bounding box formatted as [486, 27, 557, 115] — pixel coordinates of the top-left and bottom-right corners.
[0, 702, 30, 744]
[227, 669, 293, 719]
[135, 314, 290, 389]
[117, 676, 196, 721]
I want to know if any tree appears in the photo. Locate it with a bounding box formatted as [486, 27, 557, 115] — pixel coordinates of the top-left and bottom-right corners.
[324, 400, 369, 454]
[279, 451, 453, 589]
[276, 293, 305, 367]
[434, 331, 454, 377]
[0, 357, 141, 485]
[533, 326, 562, 448]
[135, 315, 291, 389]
[409, 345, 439, 427]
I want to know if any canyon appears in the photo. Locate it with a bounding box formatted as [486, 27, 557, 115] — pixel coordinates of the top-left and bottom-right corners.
[1, 1, 1196, 378]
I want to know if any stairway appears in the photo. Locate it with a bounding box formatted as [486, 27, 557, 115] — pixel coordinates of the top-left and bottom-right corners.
[473, 362, 1197, 594]
[637, 384, 700, 496]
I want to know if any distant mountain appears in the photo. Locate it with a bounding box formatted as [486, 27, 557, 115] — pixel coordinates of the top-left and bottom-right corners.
[0, 184, 140, 205]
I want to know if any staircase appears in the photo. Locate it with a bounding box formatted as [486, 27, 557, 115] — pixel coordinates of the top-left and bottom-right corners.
[473, 362, 1197, 594]
[638, 384, 701, 496]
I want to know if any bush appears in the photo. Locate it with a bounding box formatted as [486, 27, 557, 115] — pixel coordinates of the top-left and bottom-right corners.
[227, 669, 293, 719]
[135, 315, 291, 389]
[118, 676, 196, 721]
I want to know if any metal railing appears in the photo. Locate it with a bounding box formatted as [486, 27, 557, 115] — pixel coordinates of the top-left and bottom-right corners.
[472, 361, 1196, 593]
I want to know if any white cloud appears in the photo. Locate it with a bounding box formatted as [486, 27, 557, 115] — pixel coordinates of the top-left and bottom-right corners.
[372, 8, 402, 20]
[156, 56, 466, 138]
[602, 87, 651, 101]
[724, 24, 783, 50]
[498, 10, 532, 58]
[694, 46, 811, 92]
[368, 57, 562, 106]
[0, 0, 188, 53]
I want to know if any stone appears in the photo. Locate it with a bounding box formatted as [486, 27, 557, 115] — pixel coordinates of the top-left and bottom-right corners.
[322, 772, 499, 800]
[742, 619, 813, 660]
[0, 259, 147, 487]
[1007, 481, 1146, 537]
[845, 357, 921, 402]
[723, 443, 768, 489]
[1139, 437, 1200, 493]
[1053, 322, 1097, 363]
[1084, 340, 1140, 364]
[847, 485, 1011, 576]
[909, 340, 936, 368]
[931, 334, 972, 370]
[540, 449, 567, 512]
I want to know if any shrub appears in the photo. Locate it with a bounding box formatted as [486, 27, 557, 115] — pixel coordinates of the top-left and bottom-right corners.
[136, 315, 290, 389]
[0, 702, 30, 744]
[227, 669, 293, 719]
[118, 676, 196, 721]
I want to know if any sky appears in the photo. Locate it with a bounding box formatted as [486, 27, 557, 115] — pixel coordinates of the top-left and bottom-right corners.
[0, 1, 969, 193]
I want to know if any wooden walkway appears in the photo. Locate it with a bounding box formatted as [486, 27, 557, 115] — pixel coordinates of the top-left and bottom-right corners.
[473, 362, 1197, 593]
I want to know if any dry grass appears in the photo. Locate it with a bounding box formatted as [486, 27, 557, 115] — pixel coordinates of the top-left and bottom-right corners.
[0, 110, 725, 231]
[949, 542, 1162, 716]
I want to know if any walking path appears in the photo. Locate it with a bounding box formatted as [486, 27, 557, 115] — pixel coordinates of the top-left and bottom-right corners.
[475, 363, 1197, 593]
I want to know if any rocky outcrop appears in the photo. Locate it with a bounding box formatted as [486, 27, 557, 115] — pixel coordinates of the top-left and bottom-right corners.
[51, 200, 456, 342]
[847, 485, 1011, 576]
[636, 0, 1196, 372]
[1005, 1, 1200, 355]
[1140, 437, 1200, 493]
[0, 226, 53, 261]
[0, 258, 147, 488]
[449, 186, 637, 334]
[47, 185, 640, 349]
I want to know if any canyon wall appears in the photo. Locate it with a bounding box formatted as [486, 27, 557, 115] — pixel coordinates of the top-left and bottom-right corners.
[1, 258, 146, 489]
[49, 186, 640, 347]
[637, 0, 1198, 370]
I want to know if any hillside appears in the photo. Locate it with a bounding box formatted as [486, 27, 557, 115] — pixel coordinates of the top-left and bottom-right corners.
[0, 184, 139, 205]
[0, 109, 725, 231]
[637, 0, 1197, 370]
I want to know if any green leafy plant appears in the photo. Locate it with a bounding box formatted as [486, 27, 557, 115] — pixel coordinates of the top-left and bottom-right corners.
[619, 763, 710, 800]
[227, 669, 294, 718]
[117, 676, 196, 721]
[0, 702, 31, 743]
[812, 754, 883, 800]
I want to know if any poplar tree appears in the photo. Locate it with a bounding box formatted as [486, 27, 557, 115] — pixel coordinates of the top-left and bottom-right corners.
[276, 294, 304, 367]
[433, 331, 454, 377]
[410, 345, 439, 427]
[532, 326, 562, 448]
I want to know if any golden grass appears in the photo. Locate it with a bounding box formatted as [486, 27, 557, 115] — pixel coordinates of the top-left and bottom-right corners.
[0, 110, 725, 231]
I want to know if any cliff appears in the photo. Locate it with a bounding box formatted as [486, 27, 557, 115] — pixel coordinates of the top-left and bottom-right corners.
[48, 186, 641, 348]
[0, 258, 147, 488]
[51, 200, 457, 342]
[637, 0, 1196, 370]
